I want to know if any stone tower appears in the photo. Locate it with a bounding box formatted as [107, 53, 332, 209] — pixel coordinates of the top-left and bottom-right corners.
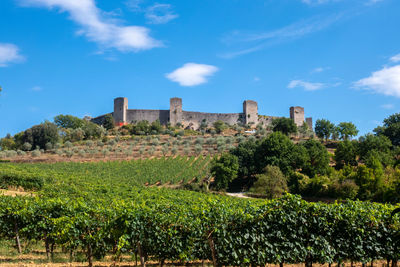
[306, 117, 313, 130]
[170, 97, 183, 126]
[290, 106, 305, 127]
[243, 100, 258, 126]
[114, 97, 128, 125]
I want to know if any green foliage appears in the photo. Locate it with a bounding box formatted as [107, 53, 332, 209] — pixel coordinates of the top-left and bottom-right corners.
[0, 135, 16, 151]
[300, 139, 330, 177]
[315, 119, 334, 141]
[358, 134, 393, 166]
[210, 153, 239, 190]
[102, 114, 114, 130]
[250, 165, 288, 198]
[256, 132, 304, 175]
[213, 120, 227, 134]
[374, 113, 400, 146]
[0, 170, 44, 190]
[334, 140, 358, 169]
[54, 114, 85, 129]
[81, 121, 105, 140]
[337, 122, 358, 140]
[272, 117, 298, 135]
[21, 122, 59, 151]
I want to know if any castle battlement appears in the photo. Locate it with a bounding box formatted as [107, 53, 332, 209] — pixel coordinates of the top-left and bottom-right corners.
[92, 97, 312, 130]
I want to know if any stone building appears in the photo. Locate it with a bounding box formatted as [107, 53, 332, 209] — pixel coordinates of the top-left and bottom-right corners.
[91, 97, 312, 130]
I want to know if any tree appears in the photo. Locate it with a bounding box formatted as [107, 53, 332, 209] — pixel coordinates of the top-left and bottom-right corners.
[102, 114, 114, 130]
[334, 140, 358, 169]
[210, 153, 239, 190]
[272, 118, 297, 136]
[150, 120, 162, 134]
[250, 165, 288, 198]
[255, 132, 306, 175]
[337, 122, 358, 140]
[358, 134, 393, 166]
[0, 134, 16, 151]
[54, 115, 85, 129]
[315, 119, 334, 141]
[21, 122, 59, 150]
[213, 120, 227, 134]
[231, 137, 260, 178]
[374, 113, 400, 146]
[300, 139, 330, 177]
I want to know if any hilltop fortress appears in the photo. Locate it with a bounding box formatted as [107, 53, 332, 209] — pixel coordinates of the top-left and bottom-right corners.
[92, 97, 313, 130]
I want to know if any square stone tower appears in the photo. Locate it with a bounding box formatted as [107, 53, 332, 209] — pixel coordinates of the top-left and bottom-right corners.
[170, 97, 183, 126]
[114, 97, 128, 125]
[290, 106, 305, 127]
[243, 100, 258, 126]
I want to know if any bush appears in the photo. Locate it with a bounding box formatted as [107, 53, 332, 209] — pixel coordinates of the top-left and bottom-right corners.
[250, 165, 288, 198]
[22, 142, 32, 151]
[54, 114, 85, 129]
[31, 150, 41, 157]
[0, 171, 44, 190]
[213, 120, 227, 134]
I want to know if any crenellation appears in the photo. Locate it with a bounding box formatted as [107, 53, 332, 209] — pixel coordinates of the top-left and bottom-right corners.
[92, 97, 312, 131]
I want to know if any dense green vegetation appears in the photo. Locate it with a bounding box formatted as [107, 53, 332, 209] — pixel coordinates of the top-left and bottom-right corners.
[0, 156, 211, 193]
[0, 191, 399, 266]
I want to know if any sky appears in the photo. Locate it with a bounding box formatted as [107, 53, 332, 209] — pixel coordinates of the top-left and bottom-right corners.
[1, 0, 400, 137]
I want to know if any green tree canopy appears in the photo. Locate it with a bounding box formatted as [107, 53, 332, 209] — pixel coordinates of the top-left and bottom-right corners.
[300, 139, 331, 177]
[256, 132, 306, 175]
[358, 134, 393, 166]
[374, 113, 400, 146]
[102, 114, 114, 130]
[334, 140, 358, 169]
[21, 122, 59, 150]
[210, 153, 239, 190]
[337, 122, 358, 140]
[315, 119, 334, 141]
[54, 115, 85, 129]
[272, 118, 298, 136]
[213, 120, 227, 134]
[250, 165, 288, 198]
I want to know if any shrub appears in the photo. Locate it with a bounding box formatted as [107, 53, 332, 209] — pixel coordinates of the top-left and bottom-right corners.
[272, 118, 297, 136]
[250, 165, 288, 198]
[22, 142, 32, 151]
[31, 150, 41, 157]
[21, 122, 59, 150]
[45, 142, 53, 150]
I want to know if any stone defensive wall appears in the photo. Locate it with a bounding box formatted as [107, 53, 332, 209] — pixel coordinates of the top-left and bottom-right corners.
[90, 97, 313, 130]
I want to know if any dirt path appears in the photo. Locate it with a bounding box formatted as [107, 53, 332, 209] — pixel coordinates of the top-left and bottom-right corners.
[225, 192, 250, 198]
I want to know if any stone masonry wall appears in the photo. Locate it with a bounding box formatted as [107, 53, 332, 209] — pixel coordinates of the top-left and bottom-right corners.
[126, 109, 170, 125]
[181, 111, 242, 130]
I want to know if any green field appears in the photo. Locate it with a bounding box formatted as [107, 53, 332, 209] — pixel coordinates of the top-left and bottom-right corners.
[0, 157, 399, 267]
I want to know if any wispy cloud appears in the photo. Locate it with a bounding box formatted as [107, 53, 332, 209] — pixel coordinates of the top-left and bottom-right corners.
[220, 13, 343, 59]
[355, 65, 400, 98]
[31, 86, 42, 92]
[166, 63, 218, 87]
[390, 53, 400, 63]
[311, 67, 330, 73]
[381, 104, 394, 110]
[145, 4, 178, 24]
[0, 43, 24, 67]
[19, 0, 162, 52]
[288, 80, 325, 91]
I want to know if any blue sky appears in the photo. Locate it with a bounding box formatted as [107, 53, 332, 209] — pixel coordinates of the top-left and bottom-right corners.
[1, 0, 400, 137]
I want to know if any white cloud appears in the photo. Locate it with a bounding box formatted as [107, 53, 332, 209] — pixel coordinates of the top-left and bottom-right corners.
[145, 4, 178, 24]
[355, 65, 400, 98]
[220, 13, 343, 58]
[31, 86, 42, 92]
[390, 53, 400, 63]
[381, 104, 394, 110]
[0, 43, 24, 67]
[288, 80, 325, 91]
[166, 63, 218, 87]
[19, 0, 161, 52]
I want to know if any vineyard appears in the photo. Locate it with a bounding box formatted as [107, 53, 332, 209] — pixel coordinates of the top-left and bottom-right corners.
[0, 156, 399, 266]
